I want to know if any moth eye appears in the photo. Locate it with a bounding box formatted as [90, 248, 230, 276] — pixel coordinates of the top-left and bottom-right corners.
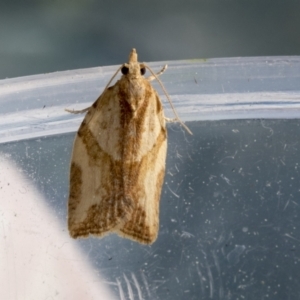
[121, 66, 129, 75]
[140, 67, 146, 75]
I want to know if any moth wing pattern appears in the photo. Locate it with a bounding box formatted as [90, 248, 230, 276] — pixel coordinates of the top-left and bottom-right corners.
[115, 87, 167, 244]
[68, 49, 168, 244]
[68, 88, 133, 239]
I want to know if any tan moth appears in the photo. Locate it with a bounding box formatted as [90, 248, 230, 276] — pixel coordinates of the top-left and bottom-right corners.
[67, 49, 191, 244]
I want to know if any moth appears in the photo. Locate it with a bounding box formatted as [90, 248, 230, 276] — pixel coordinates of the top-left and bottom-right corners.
[67, 49, 191, 244]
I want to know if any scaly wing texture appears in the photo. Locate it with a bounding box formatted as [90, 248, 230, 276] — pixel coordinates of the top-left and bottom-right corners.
[68, 86, 133, 238]
[68, 77, 167, 244]
[115, 80, 167, 244]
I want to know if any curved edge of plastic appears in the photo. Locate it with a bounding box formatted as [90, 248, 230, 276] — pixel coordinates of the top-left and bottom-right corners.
[0, 55, 300, 143]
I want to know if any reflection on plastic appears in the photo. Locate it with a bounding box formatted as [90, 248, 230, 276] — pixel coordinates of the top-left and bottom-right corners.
[226, 245, 246, 265]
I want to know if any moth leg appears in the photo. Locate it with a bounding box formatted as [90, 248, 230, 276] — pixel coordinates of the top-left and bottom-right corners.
[147, 65, 167, 81]
[165, 117, 177, 123]
[65, 107, 91, 114]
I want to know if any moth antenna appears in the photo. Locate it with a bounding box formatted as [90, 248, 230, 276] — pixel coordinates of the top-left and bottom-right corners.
[101, 65, 123, 93]
[65, 65, 123, 114]
[144, 64, 193, 135]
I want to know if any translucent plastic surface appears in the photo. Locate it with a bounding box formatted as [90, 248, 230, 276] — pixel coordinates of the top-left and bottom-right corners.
[1, 57, 300, 299]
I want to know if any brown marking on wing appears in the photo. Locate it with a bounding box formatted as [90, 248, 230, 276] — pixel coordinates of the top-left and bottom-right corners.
[68, 123, 135, 238]
[68, 71, 168, 243]
[119, 128, 167, 244]
[118, 80, 160, 182]
[70, 199, 130, 238]
[119, 204, 150, 243]
[118, 84, 147, 152]
[119, 168, 165, 244]
[113, 80, 167, 244]
[68, 162, 82, 212]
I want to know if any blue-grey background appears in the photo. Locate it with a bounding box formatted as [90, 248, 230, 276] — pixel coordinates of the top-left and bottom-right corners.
[1, 0, 300, 79]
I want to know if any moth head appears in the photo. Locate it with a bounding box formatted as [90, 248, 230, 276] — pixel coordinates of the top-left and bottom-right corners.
[121, 63, 146, 77]
[121, 48, 146, 78]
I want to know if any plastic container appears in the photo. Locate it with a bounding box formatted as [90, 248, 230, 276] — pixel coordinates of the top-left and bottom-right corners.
[1, 56, 300, 299]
